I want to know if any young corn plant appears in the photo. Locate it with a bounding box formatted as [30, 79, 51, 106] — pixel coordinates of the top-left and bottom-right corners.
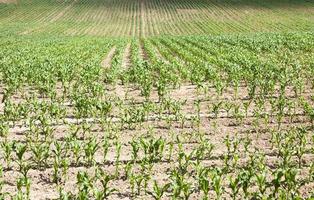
[233, 103, 244, 125]
[302, 100, 314, 126]
[254, 169, 268, 199]
[102, 138, 110, 164]
[70, 137, 81, 166]
[129, 173, 136, 196]
[0, 166, 2, 192]
[130, 139, 139, 163]
[114, 141, 122, 178]
[0, 122, 9, 138]
[243, 101, 251, 118]
[61, 157, 70, 182]
[94, 168, 117, 200]
[177, 144, 194, 175]
[198, 172, 210, 200]
[77, 171, 93, 200]
[31, 141, 50, 169]
[224, 101, 233, 118]
[123, 161, 133, 180]
[294, 127, 307, 168]
[147, 180, 170, 200]
[210, 168, 223, 200]
[228, 175, 240, 200]
[156, 80, 167, 102]
[238, 169, 253, 199]
[134, 174, 145, 195]
[170, 169, 192, 200]
[223, 135, 240, 172]
[52, 140, 68, 184]
[168, 142, 174, 162]
[182, 181, 193, 200]
[15, 176, 31, 200]
[84, 137, 99, 166]
[212, 101, 223, 119]
[140, 137, 165, 163]
[1, 140, 15, 169]
[143, 174, 151, 195]
[15, 143, 31, 180]
[0, 166, 9, 199]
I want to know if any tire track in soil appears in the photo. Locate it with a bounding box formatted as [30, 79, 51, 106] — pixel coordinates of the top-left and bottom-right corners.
[121, 43, 131, 70]
[139, 39, 149, 62]
[101, 46, 116, 68]
[115, 43, 131, 99]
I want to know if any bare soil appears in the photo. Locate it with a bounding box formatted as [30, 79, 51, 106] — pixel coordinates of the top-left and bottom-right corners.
[101, 46, 116, 68]
[0, 0, 16, 3]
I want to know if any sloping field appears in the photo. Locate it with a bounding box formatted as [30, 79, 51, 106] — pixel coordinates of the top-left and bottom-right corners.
[0, 0, 313, 37]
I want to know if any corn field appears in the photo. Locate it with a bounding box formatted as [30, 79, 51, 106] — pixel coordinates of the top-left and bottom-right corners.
[0, 0, 314, 200]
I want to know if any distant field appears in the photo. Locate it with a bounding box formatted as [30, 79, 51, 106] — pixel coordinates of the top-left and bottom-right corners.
[0, 0, 313, 37]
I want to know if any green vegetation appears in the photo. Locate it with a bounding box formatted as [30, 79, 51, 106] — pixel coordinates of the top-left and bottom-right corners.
[0, 0, 314, 199]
